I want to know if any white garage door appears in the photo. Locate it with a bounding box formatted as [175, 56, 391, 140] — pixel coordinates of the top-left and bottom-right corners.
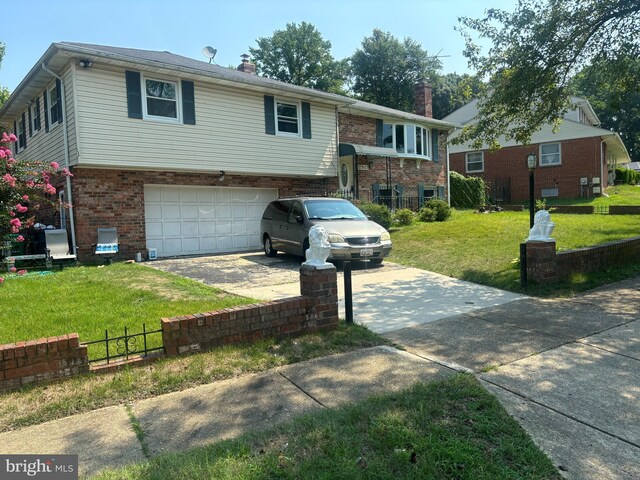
[144, 185, 278, 257]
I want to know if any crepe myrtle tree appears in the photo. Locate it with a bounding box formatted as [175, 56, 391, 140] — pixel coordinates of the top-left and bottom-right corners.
[0, 133, 71, 283]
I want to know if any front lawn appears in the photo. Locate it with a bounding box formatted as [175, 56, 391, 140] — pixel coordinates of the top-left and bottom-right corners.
[389, 210, 640, 295]
[547, 184, 640, 206]
[92, 375, 560, 480]
[0, 263, 252, 347]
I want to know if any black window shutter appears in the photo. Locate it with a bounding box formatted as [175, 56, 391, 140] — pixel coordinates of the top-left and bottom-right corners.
[431, 129, 439, 162]
[21, 112, 27, 149]
[55, 79, 63, 124]
[264, 95, 275, 135]
[36, 97, 41, 130]
[181, 80, 196, 125]
[43, 92, 49, 132]
[376, 119, 383, 147]
[28, 107, 33, 136]
[301, 102, 312, 139]
[125, 71, 143, 119]
[13, 121, 18, 153]
[418, 184, 425, 207]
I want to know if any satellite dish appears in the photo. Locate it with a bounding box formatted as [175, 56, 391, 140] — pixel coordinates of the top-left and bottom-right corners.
[202, 46, 217, 63]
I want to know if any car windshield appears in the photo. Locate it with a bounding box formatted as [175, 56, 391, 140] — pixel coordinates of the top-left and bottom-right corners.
[305, 200, 367, 220]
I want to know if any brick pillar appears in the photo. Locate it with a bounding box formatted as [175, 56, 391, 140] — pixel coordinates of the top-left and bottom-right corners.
[300, 264, 339, 330]
[526, 241, 559, 283]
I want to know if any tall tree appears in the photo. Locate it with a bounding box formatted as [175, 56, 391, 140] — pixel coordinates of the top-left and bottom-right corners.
[350, 29, 442, 114]
[249, 22, 347, 94]
[431, 73, 483, 119]
[453, 0, 640, 150]
[0, 42, 9, 108]
[570, 55, 640, 162]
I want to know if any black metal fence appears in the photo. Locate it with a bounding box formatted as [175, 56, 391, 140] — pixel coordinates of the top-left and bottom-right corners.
[81, 324, 164, 364]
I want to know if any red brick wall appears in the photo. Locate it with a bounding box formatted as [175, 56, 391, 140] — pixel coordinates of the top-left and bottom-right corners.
[162, 265, 339, 355]
[338, 113, 448, 202]
[0, 334, 89, 392]
[526, 236, 640, 283]
[450, 137, 607, 202]
[70, 168, 337, 261]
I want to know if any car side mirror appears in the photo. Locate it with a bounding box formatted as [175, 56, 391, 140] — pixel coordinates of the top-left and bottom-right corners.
[296, 215, 304, 225]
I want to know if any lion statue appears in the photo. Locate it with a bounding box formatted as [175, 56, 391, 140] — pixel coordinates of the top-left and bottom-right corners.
[526, 209, 555, 242]
[304, 225, 332, 266]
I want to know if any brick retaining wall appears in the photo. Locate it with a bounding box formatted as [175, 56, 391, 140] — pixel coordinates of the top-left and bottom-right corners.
[0, 334, 89, 392]
[526, 236, 640, 283]
[162, 265, 339, 355]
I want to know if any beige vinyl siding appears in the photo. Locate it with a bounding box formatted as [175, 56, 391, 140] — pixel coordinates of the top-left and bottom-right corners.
[13, 67, 78, 167]
[74, 64, 338, 177]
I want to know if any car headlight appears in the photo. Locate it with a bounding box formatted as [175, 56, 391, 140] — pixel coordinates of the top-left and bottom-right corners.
[380, 231, 391, 242]
[328, 234, 346, 243]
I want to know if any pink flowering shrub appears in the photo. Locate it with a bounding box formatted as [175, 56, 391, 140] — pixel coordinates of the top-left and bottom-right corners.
[1, 133, 71, 269]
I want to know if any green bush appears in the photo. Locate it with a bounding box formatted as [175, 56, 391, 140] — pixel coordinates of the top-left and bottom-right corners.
[392, 208, 415, 226]
[449, 171, 486, 209]
[359, 202, 392, 229]
[418, 199, 451, 222]
[615, 167, 640, 185]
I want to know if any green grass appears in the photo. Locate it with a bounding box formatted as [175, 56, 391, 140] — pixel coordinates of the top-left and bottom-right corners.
[389, 209, 640, 296]
[0, 263, 252, 354]
[546, 184, 640, 206]
[91, 375, 561, 480]
[0, 323, 388, 432]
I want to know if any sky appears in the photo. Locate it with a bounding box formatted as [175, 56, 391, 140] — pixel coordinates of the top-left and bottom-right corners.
[1, 0, 518, 92]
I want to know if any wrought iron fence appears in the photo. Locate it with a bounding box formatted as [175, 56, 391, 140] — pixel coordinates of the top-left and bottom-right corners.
[81, 324, 164, 364]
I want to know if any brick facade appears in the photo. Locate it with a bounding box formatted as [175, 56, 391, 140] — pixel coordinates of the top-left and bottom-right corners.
[338, 112, 448, 203]
[70, 168, 337, 261]
[450, 137, 608, 202]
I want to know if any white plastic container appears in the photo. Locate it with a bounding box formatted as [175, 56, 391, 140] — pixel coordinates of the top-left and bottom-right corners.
[135, 252, 142, 262]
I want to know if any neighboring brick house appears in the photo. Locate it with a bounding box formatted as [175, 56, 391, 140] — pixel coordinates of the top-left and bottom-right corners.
[1, 42, 454, 261]
[445, 97, 630, 203]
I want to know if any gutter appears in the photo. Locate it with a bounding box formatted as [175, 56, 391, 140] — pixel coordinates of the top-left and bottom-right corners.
[41, 63, 77, 256]
[446, 138, 451, 206]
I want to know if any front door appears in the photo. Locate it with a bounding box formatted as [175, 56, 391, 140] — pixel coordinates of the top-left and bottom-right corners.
[339, 157, 353, 192]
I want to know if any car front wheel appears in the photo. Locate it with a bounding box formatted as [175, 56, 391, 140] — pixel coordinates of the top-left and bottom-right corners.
[264, 235, 277, 257]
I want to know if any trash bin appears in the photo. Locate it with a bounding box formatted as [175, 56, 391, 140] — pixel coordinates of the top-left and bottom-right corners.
[6, 234, 26, 256]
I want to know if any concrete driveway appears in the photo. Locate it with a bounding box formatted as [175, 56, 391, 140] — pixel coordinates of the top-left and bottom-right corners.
[147, 251, 523, 333]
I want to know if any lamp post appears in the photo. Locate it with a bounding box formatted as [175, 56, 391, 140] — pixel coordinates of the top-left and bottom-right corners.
[527, 153, 537, 229]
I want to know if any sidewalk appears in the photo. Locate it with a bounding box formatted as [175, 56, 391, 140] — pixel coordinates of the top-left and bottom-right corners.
[0, 276, 638, 479]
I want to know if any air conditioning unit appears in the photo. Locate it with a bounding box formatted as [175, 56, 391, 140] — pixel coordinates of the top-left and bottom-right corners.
[593, 187, 601, 194]
[592, 177, 601, 185]
[580, 177, 588, 185]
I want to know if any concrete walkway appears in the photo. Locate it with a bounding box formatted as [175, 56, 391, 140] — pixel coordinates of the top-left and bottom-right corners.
[0, 276, 638, 478]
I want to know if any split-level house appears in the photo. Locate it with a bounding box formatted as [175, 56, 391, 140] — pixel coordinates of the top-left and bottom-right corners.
[1, 42, 454, 261]
[445, 97, 630, 203]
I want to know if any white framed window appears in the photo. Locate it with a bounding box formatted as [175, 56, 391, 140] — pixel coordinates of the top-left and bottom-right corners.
[48, 84, 60, 126]
[31, 99, 41, 135]
[382, 123, 430, 158]
[142, 76, 181, 123]
[466, 151, 484, 173]
[541, 187, 559, 197]
[17, 114, 27, 151]
[275, 99, 300, 136]
[540, 143, 561, 166]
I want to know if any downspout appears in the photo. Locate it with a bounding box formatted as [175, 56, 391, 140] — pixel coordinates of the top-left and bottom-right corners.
[446, 134, 451, 206]
[42, 63, 77, 255]
[600, 140, 605, 190]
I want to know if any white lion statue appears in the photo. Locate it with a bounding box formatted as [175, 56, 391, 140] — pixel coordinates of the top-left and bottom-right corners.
[303, 225, 332, 267]
[526, 209, 555, 242]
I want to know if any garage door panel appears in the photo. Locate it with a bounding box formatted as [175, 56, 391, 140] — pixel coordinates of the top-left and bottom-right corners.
[144, 185, 278, 257]
[163, 205, 181, 219]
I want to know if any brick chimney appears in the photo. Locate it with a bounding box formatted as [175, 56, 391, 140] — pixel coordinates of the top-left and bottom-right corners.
[415, 79, 433, 118]
[237, 54, 256, 74]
